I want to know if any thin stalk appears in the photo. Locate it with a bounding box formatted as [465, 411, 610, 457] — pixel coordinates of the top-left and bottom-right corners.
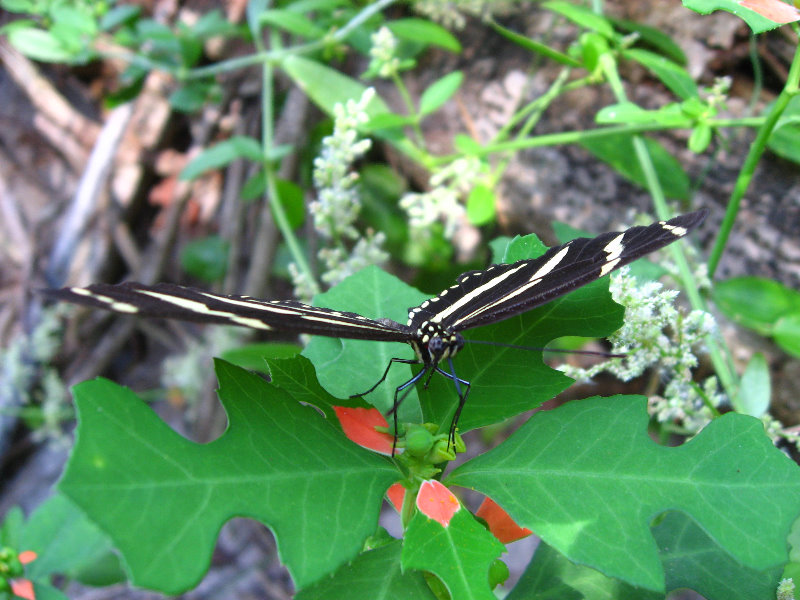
[261, 60, 318, 295]
[707, 38, 800, 277]
[429, 117, 765, 166]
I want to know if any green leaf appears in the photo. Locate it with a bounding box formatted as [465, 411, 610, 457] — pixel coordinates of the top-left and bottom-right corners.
[508, 541, 660, 600]
[712, 276, 800, 335]
[596, 102, 691, 127]
[6, 26, 75, 62]
[296, 540, 437, 600]
[544, 1, 615, 37]
[419, 71, 463, 115]
[580, 31, 610, 71]
[282, 55, 391, 119]
[683, 0, 784, 34]
[169, 80, 219, 113]
[768, 95, 800, 164]
[580, 134, 690, 200]
[608, 18, 687, 65]
[220, 342, 300, 374]
[179, 235, 229, 283]
[59, 361, 398, 593]
[100, 5, 141, 30]
[655, 511, 785, 600]
[775, 312, 800, 357]
[20, 494, 123, 585]
[448, 396, 800, 592]
[0, 505, 24, 547]
[365, 112, 414, 132]
[259, 9, 325, 38]
[490, 20, 581, 67]
[386, 18, 461, 52]
[302, 267, 428, 424]
[246, 0, 269, 38]
[688, 122, 713, 153]
[623, 48, 698, 99]
[266, 355, 371, 423]
[736, 353, 771, 418]
[191, 9, 240, 39]
[402, 501, 505, 600]
[466, 184, 496, 225]
[453, 134, 484, 154]
[180, 136, 263, 180]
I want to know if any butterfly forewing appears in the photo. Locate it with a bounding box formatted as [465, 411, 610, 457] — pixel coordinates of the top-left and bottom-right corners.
[407, 209, 707, 332]
[45, 282, 413, 342]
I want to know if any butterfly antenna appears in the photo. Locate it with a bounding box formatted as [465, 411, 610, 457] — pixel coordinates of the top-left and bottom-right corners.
[464, 339, 626, 359]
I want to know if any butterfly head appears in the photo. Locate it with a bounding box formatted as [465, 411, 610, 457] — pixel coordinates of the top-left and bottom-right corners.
[412, 321, 465, 366]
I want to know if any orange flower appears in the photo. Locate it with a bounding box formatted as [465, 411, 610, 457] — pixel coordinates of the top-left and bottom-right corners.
[476, 498, 532, 544]
[8, 550, 37, 600]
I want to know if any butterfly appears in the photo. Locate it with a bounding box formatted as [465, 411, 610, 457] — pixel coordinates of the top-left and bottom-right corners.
[46, 209, 707, 449]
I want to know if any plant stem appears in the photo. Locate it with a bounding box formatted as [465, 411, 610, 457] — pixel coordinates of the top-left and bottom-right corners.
[707, 38, 800, 277]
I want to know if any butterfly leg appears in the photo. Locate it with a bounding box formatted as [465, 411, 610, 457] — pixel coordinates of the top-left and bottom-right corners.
[434, 358, 471, 450]
[387, 366, 430, 455]
[350, 357, 419, 398]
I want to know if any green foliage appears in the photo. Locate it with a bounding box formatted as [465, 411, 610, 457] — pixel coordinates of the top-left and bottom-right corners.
[10, 0, 800, 597]
[683, 0, 786, 33]
[713, 276, 800, 357]
[769, 95, 800, 162]
[580, 134, 690, 200]
[0, 493, 123, 599]
[179, 235, 229, 283]
[402, 506, 505, 600]
[736, 352, 771, 418]
[59, 360, 398, 594]
[448, 396, 800, 593]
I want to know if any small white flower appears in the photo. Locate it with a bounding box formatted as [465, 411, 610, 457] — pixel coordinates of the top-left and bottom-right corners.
[292, 88, 388, 299]
[558, 266, 723, 436]
[399, 156, 486, 242]
[369, 27, 401, 78]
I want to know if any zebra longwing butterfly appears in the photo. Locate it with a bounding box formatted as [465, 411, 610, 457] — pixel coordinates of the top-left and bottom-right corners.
[45, 209, 707, 448]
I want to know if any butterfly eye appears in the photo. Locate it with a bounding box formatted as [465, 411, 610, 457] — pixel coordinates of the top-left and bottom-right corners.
[428, 336, 445, 356]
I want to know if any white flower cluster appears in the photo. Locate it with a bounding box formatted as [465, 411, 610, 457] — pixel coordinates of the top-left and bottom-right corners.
[292, 88, 389, 300]
[399, 156, 484, 242]
[310, 89, 375, 240]
[777, 578, 795, 600]
[412, 0, 515, 29]
[0, 306, 69, 445]
[161, 327, 242, 407]
[762, 415, 800, 452]
[368, 26, 400, 78]
[558, 267, 721, 434]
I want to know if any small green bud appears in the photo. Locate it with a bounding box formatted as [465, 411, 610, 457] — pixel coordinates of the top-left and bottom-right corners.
[427, 438, 456, 463]
[404, 424, 435, 457]
[488, 558, 510, 589]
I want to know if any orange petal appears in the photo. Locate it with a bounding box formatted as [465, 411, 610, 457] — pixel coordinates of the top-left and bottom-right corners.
[387, 482, 406, 512]
[11, 579, 36, 600]
[739, 0, 800, 22]
[334, 406, 396, 455]
[416, 480, 460, 527]
[476, 497, 532, 544]
[18, 551, 37, 565]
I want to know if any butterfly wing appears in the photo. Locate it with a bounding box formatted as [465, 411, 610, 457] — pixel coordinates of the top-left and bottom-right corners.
[44, 282, 414, 342]
[408, 209, 707, 332]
